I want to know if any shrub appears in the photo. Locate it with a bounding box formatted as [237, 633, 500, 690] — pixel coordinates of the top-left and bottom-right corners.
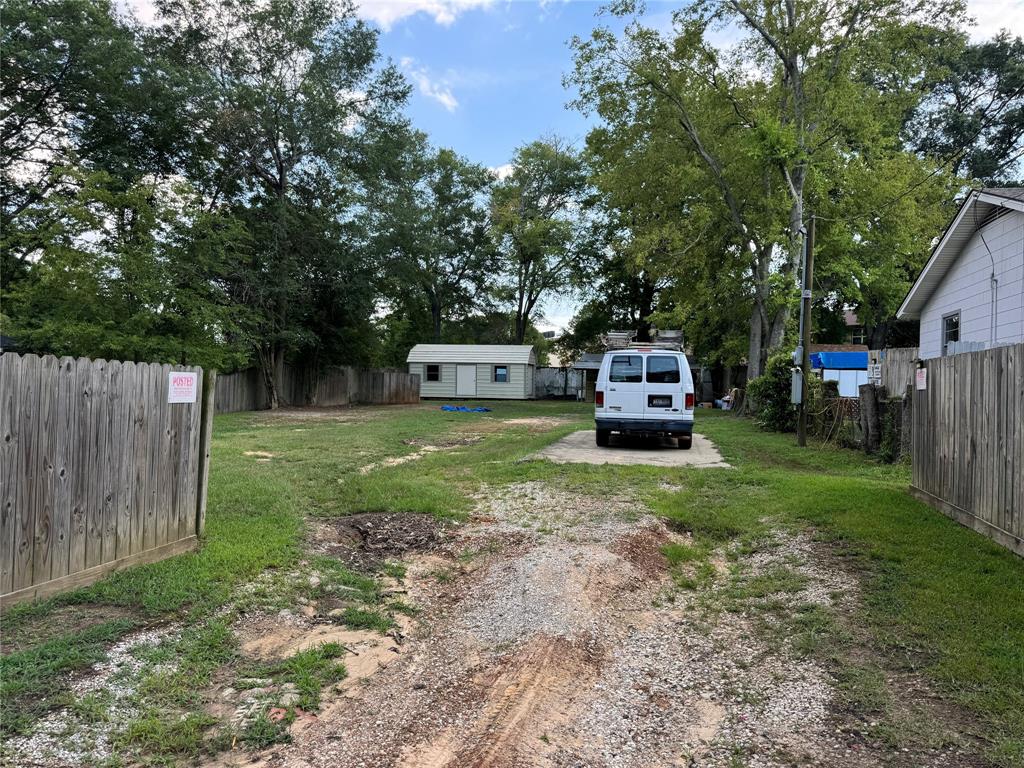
[746, 354, 798, 432]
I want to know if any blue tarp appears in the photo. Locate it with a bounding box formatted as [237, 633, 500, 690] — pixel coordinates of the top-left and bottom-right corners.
[441, 405, 492, 412]
[810, 351, 868, 370]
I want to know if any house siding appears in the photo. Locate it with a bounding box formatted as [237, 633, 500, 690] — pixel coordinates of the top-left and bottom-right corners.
[474, 362, 525, 398]
[919, 209, 1024, 359]
[408, 361, 534, 399]
[408, 362, 457, 398]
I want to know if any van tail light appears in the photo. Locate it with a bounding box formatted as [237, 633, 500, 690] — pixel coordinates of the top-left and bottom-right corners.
[596, 390, 604, 406]
[685, 393, 694, 410]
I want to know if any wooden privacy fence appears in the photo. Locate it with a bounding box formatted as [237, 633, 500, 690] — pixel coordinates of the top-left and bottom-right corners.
[911, 343, 1023, 557]
[876, 347, 918, 394]
[215, 365, 420, 414]
[1, 354, 215, 606]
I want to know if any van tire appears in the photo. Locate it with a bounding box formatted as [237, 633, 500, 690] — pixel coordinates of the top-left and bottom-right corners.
[677, 435, 692, 450]
[596, 429, 611, 447]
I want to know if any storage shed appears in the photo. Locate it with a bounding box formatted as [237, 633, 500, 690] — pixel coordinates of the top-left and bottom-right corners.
[407, 344, 536, 399]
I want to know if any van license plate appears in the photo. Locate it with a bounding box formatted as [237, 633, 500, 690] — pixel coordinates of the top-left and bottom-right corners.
[648, 395, 672, 408]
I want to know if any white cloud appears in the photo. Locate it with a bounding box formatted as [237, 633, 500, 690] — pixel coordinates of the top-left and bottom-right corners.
[966, 0, 1024, 40]
[358, 0, 493, 31]
[489, 163, 514, 180]
[401, 57, 459, 112]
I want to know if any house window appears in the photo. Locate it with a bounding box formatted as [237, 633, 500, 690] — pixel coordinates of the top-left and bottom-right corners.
[646, 355, 680, 383]
[426, 364, 440, 382]
[609, 355, 643, 383]
[942, 312, 960, 355]
[493, 365, 509, 383]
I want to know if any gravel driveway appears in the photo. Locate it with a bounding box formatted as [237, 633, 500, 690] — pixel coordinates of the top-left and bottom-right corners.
[206, 481, 980, 768]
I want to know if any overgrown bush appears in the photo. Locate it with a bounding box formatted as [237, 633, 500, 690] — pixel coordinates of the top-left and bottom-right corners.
[746, 354, 798, 432]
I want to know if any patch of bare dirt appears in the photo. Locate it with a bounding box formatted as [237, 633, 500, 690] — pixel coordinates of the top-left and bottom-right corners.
[502, 416, 574, 430]
[252, 405, 427, 426]
[609, 526, 672, 578]
[398, 635, 604, 768]
[308, 512, 446, 571]
[358, 436, 483, 474]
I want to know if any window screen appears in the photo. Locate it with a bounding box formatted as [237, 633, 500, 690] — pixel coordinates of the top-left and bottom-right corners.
[609, 355, 643, 383]
[493, 365, 508, 383]
[426, 364, 440, 382]
[646, 355, 680, 383]
[943, 313, 960, 354]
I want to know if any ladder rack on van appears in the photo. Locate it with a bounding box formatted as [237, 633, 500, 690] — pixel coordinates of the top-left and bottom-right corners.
[601, 329, 684, 351]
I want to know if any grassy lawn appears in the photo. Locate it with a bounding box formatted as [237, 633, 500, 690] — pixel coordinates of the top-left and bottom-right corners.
[2, 402, 1022, 765]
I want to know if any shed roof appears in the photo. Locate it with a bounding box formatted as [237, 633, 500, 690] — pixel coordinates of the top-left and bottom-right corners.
[897, 188, 1024, 320]
[407, 344, 536, 365]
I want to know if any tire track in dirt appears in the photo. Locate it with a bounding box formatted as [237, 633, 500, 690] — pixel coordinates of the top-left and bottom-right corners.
[401, 636, 602, 768]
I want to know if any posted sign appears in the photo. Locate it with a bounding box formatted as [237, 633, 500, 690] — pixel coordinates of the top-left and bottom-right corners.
[168, 371, 198, 404]
[915, 368, 927, 391]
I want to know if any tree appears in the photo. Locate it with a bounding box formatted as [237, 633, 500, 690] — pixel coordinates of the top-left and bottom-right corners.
[1, 0, 202, 288]
[906, 33, 1024, 184]
[2, 169, 251, 369]
[155, 0, 409, 406]
[375, 134, 496, 343]
[491, 139, 599, 344]
[570, 0, 965, 378]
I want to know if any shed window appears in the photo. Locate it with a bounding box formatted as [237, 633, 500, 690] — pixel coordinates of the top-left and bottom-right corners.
[493, 365, 509, 383]
[426, 364, 441, 382]
[609, 355, 643, 383]
[942, 312, 960, 355]
[646, 355, 680, 383]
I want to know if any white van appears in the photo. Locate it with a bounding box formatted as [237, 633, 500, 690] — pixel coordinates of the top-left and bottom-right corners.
[594, 349, 695, 449]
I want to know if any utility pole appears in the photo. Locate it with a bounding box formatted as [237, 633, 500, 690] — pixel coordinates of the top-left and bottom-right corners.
[797, 216, 815, 447]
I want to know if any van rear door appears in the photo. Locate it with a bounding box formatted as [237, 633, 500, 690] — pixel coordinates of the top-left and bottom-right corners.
[605, 354, 644, 418]
[643, 354, 682, 419]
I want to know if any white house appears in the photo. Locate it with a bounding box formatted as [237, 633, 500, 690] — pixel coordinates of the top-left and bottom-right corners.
[406, 344, 536, 399]
[897, 188, 1024, 359]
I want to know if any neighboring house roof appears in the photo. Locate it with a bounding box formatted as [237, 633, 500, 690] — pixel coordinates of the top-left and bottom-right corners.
[897, 187, 1024, 320]
[810, 343, 868, 353]
[811, 351, 868, 370]
[406, 344, 535, 364]
[842, 310, 860, 327]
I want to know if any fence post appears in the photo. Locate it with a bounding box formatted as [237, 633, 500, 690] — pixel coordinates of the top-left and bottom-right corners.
[859, 383, 880, 454]
[194, 370, 216, 538]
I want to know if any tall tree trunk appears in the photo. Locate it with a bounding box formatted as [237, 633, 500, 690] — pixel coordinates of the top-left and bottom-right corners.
[514, 312, 527, 344]
[259, 342, 284, 410]
[431, 299, 442, 343]
[747, 302, 763, 381]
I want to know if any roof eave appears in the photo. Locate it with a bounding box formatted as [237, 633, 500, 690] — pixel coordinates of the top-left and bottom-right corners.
[896, 189, 1023, 321]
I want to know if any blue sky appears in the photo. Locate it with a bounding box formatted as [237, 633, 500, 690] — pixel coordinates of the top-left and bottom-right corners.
[373, 1, 655, 171]
[360, 0, 1022, 174]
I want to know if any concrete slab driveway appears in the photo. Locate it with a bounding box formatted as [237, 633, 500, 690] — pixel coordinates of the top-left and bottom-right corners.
[532, 429, 730, 468]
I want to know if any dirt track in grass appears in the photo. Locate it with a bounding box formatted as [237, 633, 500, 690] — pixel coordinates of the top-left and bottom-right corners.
[209, 482, 987, 768]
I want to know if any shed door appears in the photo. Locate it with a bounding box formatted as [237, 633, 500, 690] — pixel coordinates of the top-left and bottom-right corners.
[456, 365, 477, 397]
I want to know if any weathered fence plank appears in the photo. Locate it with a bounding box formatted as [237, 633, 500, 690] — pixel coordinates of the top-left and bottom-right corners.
[1, 354, 212, 607]
[0, 355, 21, 593]
[32, 355, 58, 585]
[13, 353, 41, 591]
[214, 364, 419, 413]
[911, 343, 1024, 557]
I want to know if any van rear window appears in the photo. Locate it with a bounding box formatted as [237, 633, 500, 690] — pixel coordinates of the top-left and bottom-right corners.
[646, 355, 680, 384]
[609, 355, 643, 383]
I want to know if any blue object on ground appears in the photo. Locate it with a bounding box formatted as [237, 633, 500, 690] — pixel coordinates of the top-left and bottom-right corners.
[441, 405, 491, 412]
